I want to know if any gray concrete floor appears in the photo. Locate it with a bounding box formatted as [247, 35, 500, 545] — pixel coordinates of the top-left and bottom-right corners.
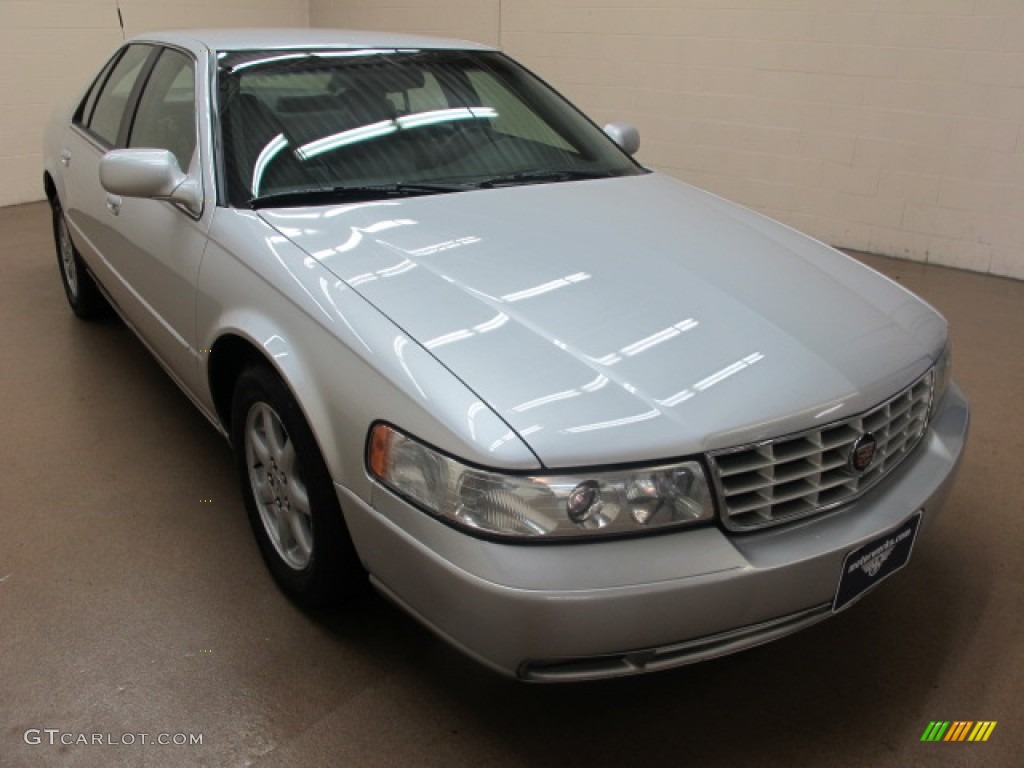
[1, 200, 1021, 767]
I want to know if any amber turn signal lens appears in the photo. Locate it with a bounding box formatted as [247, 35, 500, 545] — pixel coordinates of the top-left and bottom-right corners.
[367, 423, 394, 480]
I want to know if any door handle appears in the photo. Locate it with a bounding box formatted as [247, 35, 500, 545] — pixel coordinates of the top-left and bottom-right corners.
[60, 149, 71, 167]
[106, 195, 122, 216]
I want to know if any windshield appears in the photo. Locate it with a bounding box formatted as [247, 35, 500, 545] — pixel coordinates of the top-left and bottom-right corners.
[217, 48, 644, 207]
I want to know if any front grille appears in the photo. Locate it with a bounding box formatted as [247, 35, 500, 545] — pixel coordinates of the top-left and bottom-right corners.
[709, 369, 935, 530]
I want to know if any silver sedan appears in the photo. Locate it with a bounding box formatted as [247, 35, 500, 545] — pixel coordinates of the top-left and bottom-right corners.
[43, 28, 969, 681]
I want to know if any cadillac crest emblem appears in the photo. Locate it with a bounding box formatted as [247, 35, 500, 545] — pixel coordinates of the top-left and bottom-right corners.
[849, 433, 878, 473]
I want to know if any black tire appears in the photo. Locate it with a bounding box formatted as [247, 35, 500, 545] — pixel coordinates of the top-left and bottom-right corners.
[230, 364, 363, 609]
[52, 200, 110, 320]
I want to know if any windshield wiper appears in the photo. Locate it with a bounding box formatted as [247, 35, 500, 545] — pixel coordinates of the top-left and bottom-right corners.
[249, 182, 470, 209]
[247, 172, 610, 207]
[474, 169, 612, 189]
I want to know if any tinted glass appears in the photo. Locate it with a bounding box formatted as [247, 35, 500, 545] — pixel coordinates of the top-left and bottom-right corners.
[75, 53, 119, 126]
[218, 49, 643, 206]
[129, 48, 197, 171]
[88, 45, 152, 145]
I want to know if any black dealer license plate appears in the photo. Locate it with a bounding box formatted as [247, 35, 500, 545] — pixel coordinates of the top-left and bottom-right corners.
[833, 512, 922, 613]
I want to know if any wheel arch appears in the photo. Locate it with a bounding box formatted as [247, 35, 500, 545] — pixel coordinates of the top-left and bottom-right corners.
[207, 332, 268, 434]
[205, 328, 349, 488]
[43, 171, 58, 207]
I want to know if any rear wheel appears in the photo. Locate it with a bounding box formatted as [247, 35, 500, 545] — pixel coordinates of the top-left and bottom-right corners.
[52, 201, 110, 320]
[231, 365, 363, 608]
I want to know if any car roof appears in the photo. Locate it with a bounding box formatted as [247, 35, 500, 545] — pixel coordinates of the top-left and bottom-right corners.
[131, 27, 495, 53]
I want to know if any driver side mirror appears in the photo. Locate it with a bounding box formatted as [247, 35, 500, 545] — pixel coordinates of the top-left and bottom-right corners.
[99, 149, 202, 215]
[603, 122, 640, 156]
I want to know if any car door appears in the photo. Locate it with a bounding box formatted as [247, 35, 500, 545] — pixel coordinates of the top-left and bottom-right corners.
[63, 43, 212, 398]
[63, 43, 154, 306]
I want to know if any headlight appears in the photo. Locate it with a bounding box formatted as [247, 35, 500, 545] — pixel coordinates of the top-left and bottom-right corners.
[367, 424, 714, 539]
[933, 340, 952, 408]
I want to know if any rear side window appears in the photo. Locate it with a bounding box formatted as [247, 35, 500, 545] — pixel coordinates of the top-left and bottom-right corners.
[75, 54, 118, 126]
[87, 45, 152, 145]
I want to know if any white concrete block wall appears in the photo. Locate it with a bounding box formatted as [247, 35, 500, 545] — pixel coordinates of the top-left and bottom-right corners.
[527, 1, 1024, 279]
[0, 0, 308, 207]
[118, 0, 307, 36]
[310, 1, 500, 47]
[0, 2, 121, 205]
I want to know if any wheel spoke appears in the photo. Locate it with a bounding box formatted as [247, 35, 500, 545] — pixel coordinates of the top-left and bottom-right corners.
[248, 418, 271, 467]
[288, 476, 310, 516]
[266, 411, 288, 460]
[257, 406, 275, 447]
[275, 506, 292, 551]
[253, 474, 275, 504]
[287, 507, 313, 559]
[278, 437, 297, 475]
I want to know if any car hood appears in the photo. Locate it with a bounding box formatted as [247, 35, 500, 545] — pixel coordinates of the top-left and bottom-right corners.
[260, 173, 945, 467]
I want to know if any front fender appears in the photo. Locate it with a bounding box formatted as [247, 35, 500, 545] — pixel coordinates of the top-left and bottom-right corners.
[197, 209, 539, 503]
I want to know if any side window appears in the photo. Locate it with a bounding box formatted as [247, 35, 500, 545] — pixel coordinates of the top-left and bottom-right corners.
[74, 53, 119, 126]
[87, 45, 153, 146]
[128, 49, 197, 171]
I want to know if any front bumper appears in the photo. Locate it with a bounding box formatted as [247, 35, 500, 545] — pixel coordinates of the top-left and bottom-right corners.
[338, 383, 969, 682]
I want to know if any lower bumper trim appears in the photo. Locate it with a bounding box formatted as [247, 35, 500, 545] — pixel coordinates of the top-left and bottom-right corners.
[520, 603, 833, 682]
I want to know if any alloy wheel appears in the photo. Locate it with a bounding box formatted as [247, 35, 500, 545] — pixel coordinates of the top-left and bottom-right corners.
[244, 402, 313, 570]
[58, 214, 79, 299]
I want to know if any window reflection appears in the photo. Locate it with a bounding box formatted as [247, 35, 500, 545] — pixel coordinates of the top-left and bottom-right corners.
[297, 120, 398, 159]
[513, 388, 583, 413]
[396, 106, 497, 130]
[586, 318, 699, 368]
[621, 319, 698, 357]
[347, 256, 417, 285]
[263, 235, 332, 322]
[324, 201, 401, 218]
[306, 218, 417, 264]
[262, 334, 288, 360]
[512, 373, 608, 413]
[501, 272, 590, 303]
[293, 107, 498, 160]
[815, 403, 845, 420]
[489, 425, 541, 453]
[424, 312, 509, 349]
[229, 53, 308, 72]
[467, 401, 487, 441]
[563, 409, 660, 435]
[393, 336, 426, 399]
[318, 276, 372, 353]
[406, 236, 481, 257]
[658, 353, 765, 408]
[252, 134, 289, 195]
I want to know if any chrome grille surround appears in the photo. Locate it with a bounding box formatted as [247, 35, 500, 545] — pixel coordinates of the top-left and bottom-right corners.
[708, 369, 935, 531]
